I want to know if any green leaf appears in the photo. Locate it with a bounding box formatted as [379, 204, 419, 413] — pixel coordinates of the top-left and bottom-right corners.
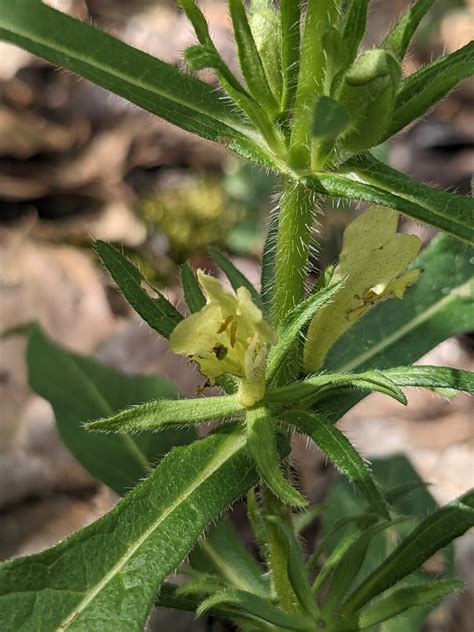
[382, 365, 474, 394]
[386, 42, 474, 139]
[265, 516, 319, 618]
[353, 580, 464, 629]
[0, 0, 269, 164]
[0, 429, 258, 631]
[198, 589, 313, 630]
[341, 490, 474, 614]
[305, 161, 474, 243]
[246, 406, 307, 508]
[284, 410, 389, 519]
[176, 0, 211, 44]
[228, 0, 279, 115]
[208, 246, 263, 310]
[96, 241, 182, 339]
[249, 0, 283, 102]
[268, 370, 407, 407]
[345, 153, 474, 244]
[322, 528, 372, 613]
[280, 0, 301, 113]
[87, 394, 243, 433]
[157, 582, 238, 620]
[381, 0, 435, 60]
[27, 327, 192, 496]
[266, 281, 343, 384]
[189, 518, 269, 597]
[289, 0, 338, 168]
[339, 0, 369, 71]
[312, 96, 350, 139]
[181, 262, 206, 313]
[177, 574, 226, 597]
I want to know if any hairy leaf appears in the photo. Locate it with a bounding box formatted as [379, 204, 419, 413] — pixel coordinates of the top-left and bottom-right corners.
[345, 154, 474, 244]
[97, 241, 182, 339]
[266, 516, 319, 618]
[284, 410, 389, 518]
[280, 0, 301, 112]
[0, 0, 271, 164]
[88, 394, 243, 433]
[353, 580, 464, 629]
[383, 365, 474, 393]
[266, 281, 342, 383]
[190, 518, 269, 597]
[246, 406, 307, 508]
[27, 327, 192, 495]
[0, 430, 257, 631]
[181, 262, 206, 313]
[341, 490, 474, 613]
[209, 246, 263, 310]
[305, 164, 474, 243]
[198, 589, 313, 630]
[386, 41, 474, 138]
[268, 370, 407, 407]
[382, 0, 435, 60]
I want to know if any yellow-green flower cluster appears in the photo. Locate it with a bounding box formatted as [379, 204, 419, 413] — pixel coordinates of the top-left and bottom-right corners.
[170, 270, 277, 406]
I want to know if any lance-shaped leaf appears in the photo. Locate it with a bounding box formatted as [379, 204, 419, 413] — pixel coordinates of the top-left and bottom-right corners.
[198, 589, 314, 630]
[209, 246, 263, 310]
[0, 0, 272, 165]
[339, 0, 370, 71]
[87, 394, 243, 433]
[177, 573, 226, 598]
[189, 518, 269, 597]
[381, 0, 435, 60]
[344, 153, 474, 244]
[267, 370, 407, 407]
[284, 410, 389, 519]
[340, 490, 474, 614]
[350, 580, 464, 629]
[266, 516, 319, 618]
[266, 281, 343, 383]
[305, 167, 474, 244]
[386, 41, 474, 139]
[382, 365, 474, 394]
[246, 406, 307, 508]
[249, 0, 283, 102]
[0, 430, 258, 631]
[96, 241, 182, 339]
[181, 262, 206, 313]
[279, 0, 301, 112]
[229, 0, 279, 115]
[27, 326, 193, 496]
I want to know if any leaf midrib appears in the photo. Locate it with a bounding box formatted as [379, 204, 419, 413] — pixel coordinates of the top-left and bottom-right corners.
[0, 7, 259, 141]
[337, 279, 472, 372]
[56, 432, 246, 630]
[57, 351, 150, 472]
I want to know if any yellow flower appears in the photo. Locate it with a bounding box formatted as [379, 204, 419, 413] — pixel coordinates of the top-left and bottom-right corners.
[304, 206, 422, 372]
[170, 270, 277, 406]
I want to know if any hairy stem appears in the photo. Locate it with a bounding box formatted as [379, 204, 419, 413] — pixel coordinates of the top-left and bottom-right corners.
[272, 177, 316, 326]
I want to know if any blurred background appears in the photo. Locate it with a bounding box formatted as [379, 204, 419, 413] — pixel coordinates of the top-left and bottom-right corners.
[0, 1, 473, 629]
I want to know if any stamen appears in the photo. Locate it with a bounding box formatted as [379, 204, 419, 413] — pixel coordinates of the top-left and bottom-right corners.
[230, 321, 238, 347]
[217, 315, 233, 334]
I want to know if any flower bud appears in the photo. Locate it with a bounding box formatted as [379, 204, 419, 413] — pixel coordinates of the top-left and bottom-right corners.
[336, 49, 401, 152]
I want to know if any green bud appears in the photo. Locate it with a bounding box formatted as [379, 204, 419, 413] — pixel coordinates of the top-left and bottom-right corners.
[336, 49, 401, 152]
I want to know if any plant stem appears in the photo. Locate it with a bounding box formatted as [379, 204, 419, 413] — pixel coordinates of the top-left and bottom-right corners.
[262, 487, 301, 615]
[272, 177, 316, 326]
